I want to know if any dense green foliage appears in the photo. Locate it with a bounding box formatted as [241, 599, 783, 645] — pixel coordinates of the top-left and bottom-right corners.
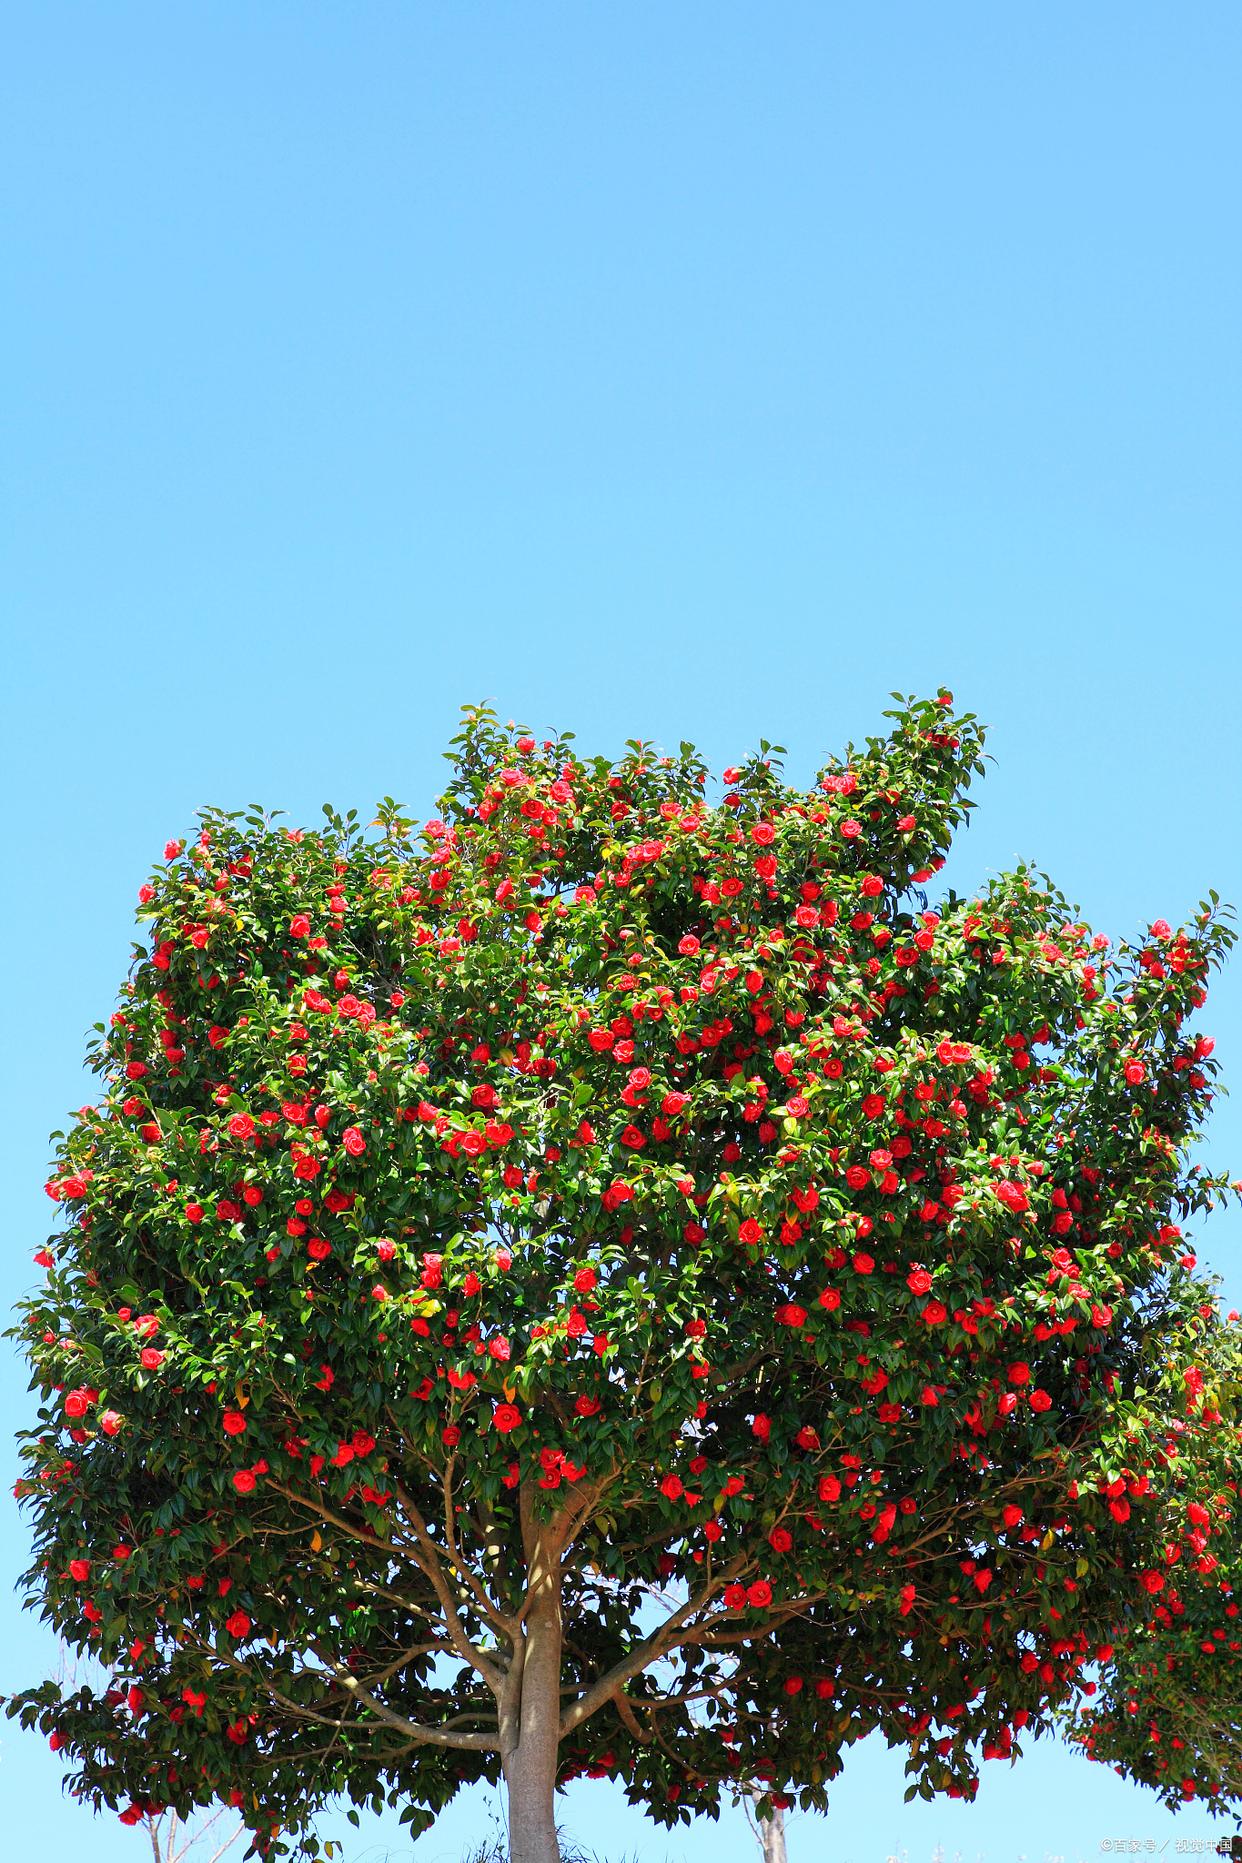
[8, 694, 1241, 1857]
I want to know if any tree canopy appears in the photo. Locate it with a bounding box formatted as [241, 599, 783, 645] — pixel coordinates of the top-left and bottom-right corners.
[9, 693, 1241, 1862]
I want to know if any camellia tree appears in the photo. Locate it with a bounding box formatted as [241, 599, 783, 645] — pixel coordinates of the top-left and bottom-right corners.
[8, 693, 1242, 1863]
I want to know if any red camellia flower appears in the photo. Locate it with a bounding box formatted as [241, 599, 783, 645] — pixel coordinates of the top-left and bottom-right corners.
[492, 1403, 522, 1434]
[907, 1267, 933, 1294]
[289, 915, 310, 938]
[224, 1609, 251, 1639]
[342, 1126, 367, 1157]
[996, 1180, 1029, 1213]
[232, 1469, 257, 1494]
[222, 1410, 247, 1436]
[746, 1580, 773, 1608]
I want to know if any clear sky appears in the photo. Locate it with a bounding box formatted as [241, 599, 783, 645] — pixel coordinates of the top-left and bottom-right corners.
[3, 5, 1242, 1862]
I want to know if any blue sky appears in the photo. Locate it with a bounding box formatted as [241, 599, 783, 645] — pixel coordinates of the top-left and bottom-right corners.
[3, 5, 1242, 1861]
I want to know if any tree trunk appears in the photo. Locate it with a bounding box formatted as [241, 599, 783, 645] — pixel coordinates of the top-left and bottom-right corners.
[502, 1525, 564, 1863]
[504, 1739, 560, 1863]
[758, 1805, 788, 1863]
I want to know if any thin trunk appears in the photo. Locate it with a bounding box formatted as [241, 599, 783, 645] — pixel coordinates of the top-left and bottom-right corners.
[502, 1526, 563, 1863]
[759, 1805, 788, 1863]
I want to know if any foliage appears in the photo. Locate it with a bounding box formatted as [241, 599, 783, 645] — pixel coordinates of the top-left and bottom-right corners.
[7, 692, 1241, 1856]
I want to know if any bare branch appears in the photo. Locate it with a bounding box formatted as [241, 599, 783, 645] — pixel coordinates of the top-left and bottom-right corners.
[329, 1664, 501, 1751]
[558, 1560, 748, 1739]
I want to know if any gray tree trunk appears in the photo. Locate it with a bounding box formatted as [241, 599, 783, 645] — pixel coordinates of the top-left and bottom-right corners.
[758, 1805, 788, 1863]
[502, 1525, 564, 1863]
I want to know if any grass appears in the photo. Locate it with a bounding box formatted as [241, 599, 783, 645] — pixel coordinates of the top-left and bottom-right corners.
[459, 1834, 672, 1863]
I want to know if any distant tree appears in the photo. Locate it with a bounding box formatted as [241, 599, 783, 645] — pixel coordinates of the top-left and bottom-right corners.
[140, 1806, 245, 1863]
[746, 1793, 786, 1863]
[7, 694, 1241, 1863]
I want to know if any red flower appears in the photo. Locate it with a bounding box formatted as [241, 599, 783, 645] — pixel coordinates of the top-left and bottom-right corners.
[289, 915, 310, 938]
[1028, 1388, 1053, 1413]
[746, 1580, 773, 1607]
[233, 1469, 257, 1494]
[222, 1410, 246, 1436]
[996, 1180, 1029, 1214]
[225, 1609, 251, 1639]
[342, 1126, 367, 1157]
[906, 1267, 932, 1295]
[492, 1403, 522, 1434]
